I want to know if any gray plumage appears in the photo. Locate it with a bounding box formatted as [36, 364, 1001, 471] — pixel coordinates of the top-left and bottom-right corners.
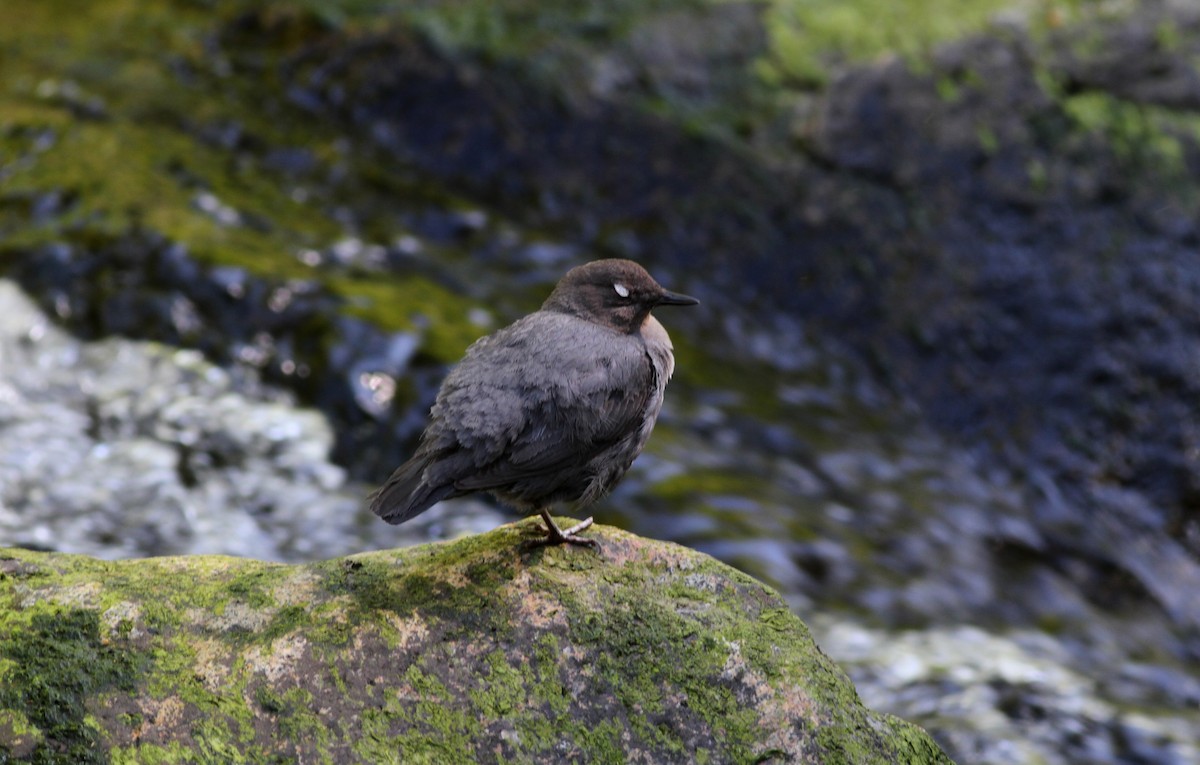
[369, 259, 697, 547]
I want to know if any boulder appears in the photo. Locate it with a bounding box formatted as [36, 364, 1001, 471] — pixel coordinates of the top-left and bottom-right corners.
[0, 520, 951, 764]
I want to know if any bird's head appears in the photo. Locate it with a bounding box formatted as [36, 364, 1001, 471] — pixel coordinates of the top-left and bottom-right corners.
[541, 259, 698, 334]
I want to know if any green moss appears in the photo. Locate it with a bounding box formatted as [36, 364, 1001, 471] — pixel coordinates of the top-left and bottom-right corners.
[468, 651, 526, 719]
[527, 633, 570, 716]
[563, 718, 627, 764]
[330, 273, 483, 361]
[305, 610, 354, 648]
[759, 0, 1030, 87]
[356, 681, 482, 764]
[558, 566, 761, 761]
[256, 686, 331, 758]
[403, 662, 450, 699]
[145, 635, 202, 699]
[112, 741, 203, 764]
[382, 0, 1036, 99]
[390, 0, 713, 61]
[257, 604, 312, 645]
[0, 0, 494, 370]
[0, 606, 142, 764]
[644, 469, 783, 545]
[0, 707, 43, 757]
[1061, 90, 1198, 185]
[815, 713, 953, 765]
[320, 534, 534, 645]
[1026, 158, 1049, 194]
[192, 717, 265, 764]
[1155, 18, 1182, 51]
[221, 568, 288, 612]
[976, 124, 999, 154]
[650, 469, 771, 503]
[1, 528, 952, 763]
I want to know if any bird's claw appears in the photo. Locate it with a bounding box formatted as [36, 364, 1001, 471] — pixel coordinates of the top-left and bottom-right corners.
[534, 512, 600, 549]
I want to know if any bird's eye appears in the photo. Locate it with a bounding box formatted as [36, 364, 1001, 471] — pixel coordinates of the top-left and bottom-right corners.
[613, 283, 630, 298]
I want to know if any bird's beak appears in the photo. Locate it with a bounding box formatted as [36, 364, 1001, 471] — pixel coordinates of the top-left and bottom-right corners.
[656, 289, 699, 307]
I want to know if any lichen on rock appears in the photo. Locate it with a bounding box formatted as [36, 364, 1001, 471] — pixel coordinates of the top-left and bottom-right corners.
[0, 523, 951, 764]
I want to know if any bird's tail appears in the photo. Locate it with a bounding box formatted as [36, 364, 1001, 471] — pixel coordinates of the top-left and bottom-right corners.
[368, 456, 455, 525]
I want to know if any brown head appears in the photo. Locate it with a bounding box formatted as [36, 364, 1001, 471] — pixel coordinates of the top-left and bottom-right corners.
[541, 259, 698, 334]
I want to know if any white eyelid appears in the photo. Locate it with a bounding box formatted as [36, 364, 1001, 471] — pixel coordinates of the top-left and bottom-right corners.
[613, 283, 630, 298]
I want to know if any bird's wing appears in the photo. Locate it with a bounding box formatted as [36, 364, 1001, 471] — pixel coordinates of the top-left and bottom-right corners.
[424, 313, 657, 492]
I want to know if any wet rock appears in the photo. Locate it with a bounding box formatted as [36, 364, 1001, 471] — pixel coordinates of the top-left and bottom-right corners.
[254, 6, 1200, 666]
[620, 3, 768, 103]
[815, 619, 1200, 765]
[0, 527, 953, 764]
[0, 279, 503, 560]
[5, 234, 456, 479]
[1051, 5, 1200, 110]
[804, 3, 1200, 660]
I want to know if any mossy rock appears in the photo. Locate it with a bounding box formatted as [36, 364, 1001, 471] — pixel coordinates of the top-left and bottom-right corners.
[0, 521, 952, 764]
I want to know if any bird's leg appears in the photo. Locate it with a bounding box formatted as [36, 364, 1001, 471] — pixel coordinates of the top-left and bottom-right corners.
[535, 509, 599, 549]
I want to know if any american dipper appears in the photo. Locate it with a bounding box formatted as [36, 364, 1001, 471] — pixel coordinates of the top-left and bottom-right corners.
[369, 259, 698, 548]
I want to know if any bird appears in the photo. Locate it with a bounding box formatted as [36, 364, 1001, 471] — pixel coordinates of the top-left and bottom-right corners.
[368, 259, 698, 549]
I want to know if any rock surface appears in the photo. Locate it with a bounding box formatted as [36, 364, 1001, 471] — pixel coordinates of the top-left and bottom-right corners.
[816, 619, 1200, 765]
[0, 523, 952, 764]
[0, 279, 505, 561]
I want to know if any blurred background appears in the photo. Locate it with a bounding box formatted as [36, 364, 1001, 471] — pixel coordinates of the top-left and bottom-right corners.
[2, 0, 1199, 761]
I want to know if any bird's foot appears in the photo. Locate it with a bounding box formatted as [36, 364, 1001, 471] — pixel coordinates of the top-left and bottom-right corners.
[534, 511, 600, 550]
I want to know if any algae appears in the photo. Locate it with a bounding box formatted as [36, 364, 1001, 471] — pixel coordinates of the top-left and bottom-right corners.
[0, 0, 487, 364]
[0, 526, 953, 763]
[0, 607, 140, 763]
